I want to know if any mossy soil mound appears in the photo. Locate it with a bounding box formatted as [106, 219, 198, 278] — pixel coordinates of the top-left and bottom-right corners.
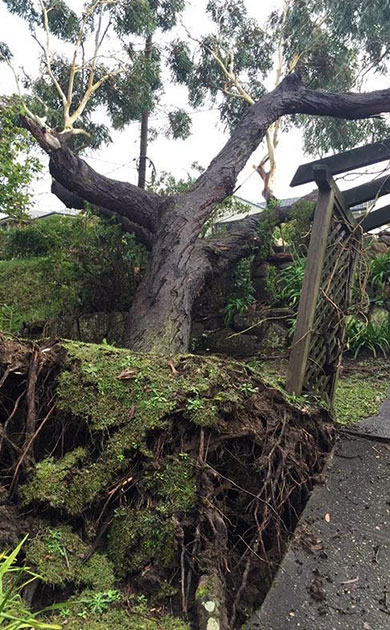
[0, 335, 334, 629]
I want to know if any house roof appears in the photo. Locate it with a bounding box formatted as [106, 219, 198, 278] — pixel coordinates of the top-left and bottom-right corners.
[0, 208, 78, 225]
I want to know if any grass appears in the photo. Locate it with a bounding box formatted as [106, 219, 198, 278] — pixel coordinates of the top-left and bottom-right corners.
[247, 356, 389, 426]
[334, 357, 389, 425]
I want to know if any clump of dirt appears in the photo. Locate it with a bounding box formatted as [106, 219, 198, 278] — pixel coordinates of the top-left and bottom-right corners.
[0, 334, 334, 629]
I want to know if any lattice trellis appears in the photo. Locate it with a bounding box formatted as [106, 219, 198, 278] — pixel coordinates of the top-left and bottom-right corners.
[286, 166, 362, 404]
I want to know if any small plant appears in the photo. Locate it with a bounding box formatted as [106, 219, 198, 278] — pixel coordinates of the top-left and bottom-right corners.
[143, 390, 174, 411]
[79, 589, 121, 615]
[239, 382, 258, 396]
[0, 536, 62, 629]
[0, 304, 23, 335]
[46, 529, 65, 557]
[369, 250, 390, 291]
[275, 259, 305, 308]
[223, 256, 255, 326]
[345, 316, 390, 357]
[187, 396, 204, 411]
[223, 296, 253, 326]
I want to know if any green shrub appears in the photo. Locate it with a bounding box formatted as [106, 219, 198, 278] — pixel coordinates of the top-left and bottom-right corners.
[0, 257, 70, 329]
[280, 201, 314, 254]
[0, 213, 148, 332]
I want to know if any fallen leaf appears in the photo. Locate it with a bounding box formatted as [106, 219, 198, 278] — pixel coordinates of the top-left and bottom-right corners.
[117, 368, 137, 380]
[324, 513, 331, 523]
[129, 403, 135, 419]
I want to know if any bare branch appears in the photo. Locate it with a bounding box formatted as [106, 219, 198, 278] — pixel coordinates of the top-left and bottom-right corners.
[65, 66, 123, 127]
[37, 0, 68, 108]
[208, 44, 255, 105]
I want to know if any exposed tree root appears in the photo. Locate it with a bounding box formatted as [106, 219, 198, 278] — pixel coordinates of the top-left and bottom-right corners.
[0, 335, 334, 629]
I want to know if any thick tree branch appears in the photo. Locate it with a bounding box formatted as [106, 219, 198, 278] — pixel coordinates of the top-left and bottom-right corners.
[23, 116, 162, 233]
[187, 75, 390, 231]
[189, 201, 307, 300]
[286, 78, 390, 118]
[23, 74, 390, 258]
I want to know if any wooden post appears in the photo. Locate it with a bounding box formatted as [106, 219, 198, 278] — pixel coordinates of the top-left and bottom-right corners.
[286, 172, 335, 395]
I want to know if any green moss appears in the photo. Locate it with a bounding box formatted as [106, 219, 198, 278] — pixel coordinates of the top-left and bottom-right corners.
[51, 603, 190, 630]
[25, 525, 115, 589]
[21, 341, 270, 516]
[20, 448, 88, 510]
[107, 508, 176, 574]
[143, 456, 197, 515]
[57, 342, 177, 431]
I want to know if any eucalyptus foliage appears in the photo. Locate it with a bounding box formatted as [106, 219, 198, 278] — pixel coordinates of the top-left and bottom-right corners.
[1, 0, 188, 150]
[170, 0, 390, 154]
[0, 97, 42, 215]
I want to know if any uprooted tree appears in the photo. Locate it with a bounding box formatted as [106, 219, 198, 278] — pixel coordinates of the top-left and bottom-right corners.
[3, 1, 390, 353]
[22, 80, 390, 353]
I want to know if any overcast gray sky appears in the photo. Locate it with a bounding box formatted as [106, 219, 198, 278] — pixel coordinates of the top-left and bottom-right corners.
[1, 0, 389, 216]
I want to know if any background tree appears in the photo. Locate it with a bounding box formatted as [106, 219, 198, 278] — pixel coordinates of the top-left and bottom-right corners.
[0, 94, 42, 216]
[169, 0, 390, 200]
[1, 0, 187, 160]
[3, 0, 390, 354]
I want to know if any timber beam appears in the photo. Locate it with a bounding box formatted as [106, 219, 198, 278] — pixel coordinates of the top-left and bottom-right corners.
[343, 175, 390, 207]
[360, 204, 390, 232]
[291, 138, 390, 187]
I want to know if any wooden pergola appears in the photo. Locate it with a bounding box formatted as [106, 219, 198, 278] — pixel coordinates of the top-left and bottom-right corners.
[286, 139, 390, 405]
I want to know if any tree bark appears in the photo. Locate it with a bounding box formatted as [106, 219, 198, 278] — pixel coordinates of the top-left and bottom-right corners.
[23, 74, 390, 353]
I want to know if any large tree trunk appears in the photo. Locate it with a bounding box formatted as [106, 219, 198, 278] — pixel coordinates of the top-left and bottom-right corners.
[23, 74, 390, 353]
[125, 199, 201, 352]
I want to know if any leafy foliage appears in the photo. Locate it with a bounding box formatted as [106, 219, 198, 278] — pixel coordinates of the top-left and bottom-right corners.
[280, 201, 315, 255]
[275, 258, 306, 308]
[0, 98, 42, 215]
[345, 316, 390, 358]
[2, 1, 190, 150]
[223, 256, 255, 325]
[167, 108, 192, 139]
[272, 244, 390, 357]
[283, 0, 390, 153]
[369, 249, 390, 293]
[170, 0, 390, 150]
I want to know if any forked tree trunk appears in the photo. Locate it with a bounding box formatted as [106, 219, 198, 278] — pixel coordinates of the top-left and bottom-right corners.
[23, 74, 390, 353]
